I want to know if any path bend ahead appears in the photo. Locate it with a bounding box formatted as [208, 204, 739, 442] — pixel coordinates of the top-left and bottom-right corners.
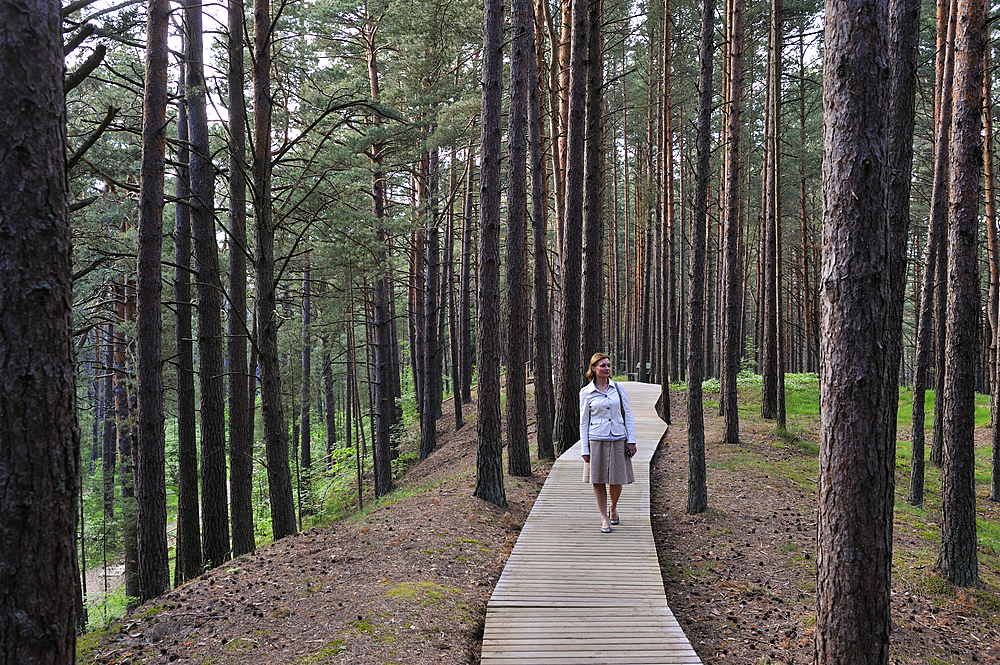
[481, 382, 702, 664]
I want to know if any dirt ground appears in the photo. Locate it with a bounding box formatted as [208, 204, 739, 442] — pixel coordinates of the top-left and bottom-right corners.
[652, 392, 1000, 665]
[80, 388, 1000, 665]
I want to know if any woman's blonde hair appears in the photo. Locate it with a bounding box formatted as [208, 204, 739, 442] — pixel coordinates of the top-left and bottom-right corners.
[586, 352, 611, 382]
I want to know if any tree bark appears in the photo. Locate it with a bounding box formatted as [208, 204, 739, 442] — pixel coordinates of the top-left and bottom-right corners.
[985, 45, 1000, 504]
[814, 0, 908, 656]
[774, 0, 787, 429]
[531, 0, 555, 461]
[254, 0, 297, 540]
[507, 0, 533, 477]
[798, 31, 817, 375]
[103, 324, 117, 529]
[931, 0, 958, 469]
[135, 0, 172, 601]
[474, 0, 508, 507]
[364, 15, 395, 495]
[580, 0, 604, 359]
[983, 45, 998, 402]
[174, 66, 201, 585]
[663, 7, 678, 420]
[760, 0, 779, 421]
[721, 0, 744, 445]
[553, 0, 590, 454]
[687, 0, 715, 515]
[187, 0, 229, 569]
[459, 148, 476, 405]
[914, 0, 956, 485]
[115, 279, 140, 604]
[421, 151, 441, 459]
[322, 337, 336, 463]
[300, 263, 312, 511]
[228, 0, 255, 559]
[939, 0, 983, 587]
[0, 0, 79, 654]
[447, 158, 464, 432]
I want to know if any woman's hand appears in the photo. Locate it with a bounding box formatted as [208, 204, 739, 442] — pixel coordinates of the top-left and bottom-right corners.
[626, 443, 637, 457]
[582, 454, 590, 463]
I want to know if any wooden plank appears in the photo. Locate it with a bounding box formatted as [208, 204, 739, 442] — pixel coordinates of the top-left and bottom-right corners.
[479, 383, 702, 665]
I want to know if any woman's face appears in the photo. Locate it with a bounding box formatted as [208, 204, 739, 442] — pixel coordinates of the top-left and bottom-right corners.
[594, 358, 611, 379]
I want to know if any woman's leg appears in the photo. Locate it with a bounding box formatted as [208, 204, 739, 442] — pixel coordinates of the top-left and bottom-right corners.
[593, 483, 610, 528]
[609, 484, 622, 521]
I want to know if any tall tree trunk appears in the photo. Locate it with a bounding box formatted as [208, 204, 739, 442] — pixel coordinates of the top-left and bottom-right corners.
[228, 0, 254, 559]
[677, 109, 687, 381]
[705, 190, 716, 379]
[580, 0, 604, 358]
[915, 0, 956, 482]
[985, 43, 1000, 503]
[174, 66, 201, 585]
[553, 0, 590, 454]
[300, 263, 312, 511]
[507, 0, 533, 477]
[135, 0, 171, 602]
[346, 318, 358, 507]
[721, 0, 744, 445]
[814, 0, 918, 653]
[387, 270, 403, 447]
[773, 0, 787, 429]
[322, 337, 336, 464]
[664, 8, 679, 398]
[187, 0, 229, 570]
[412, 215, 426, 420]
[760, 1, 779, 421]
[687, 0, 715, 515]
[421, 151, 440, 459]
[364, 16, 394, 495]
[103, 324, 117, 529]
[939, 0, 984, 587]
[639, 220, 654, 383]
[0, 0, 79, 653]
[116, 280, 140, 605]
[447, 157, 464, 431]
[901, 0, 932, 509]
[798, 36, 815, 374]
[248, 307, 259, 440]
[474, 0, 508, 507]
[931, 0, 958, 469]
[459, 147, 475, 405]
[541, 2, 565, 386]
[531, 0, 555, 461]
[983, 45, 998, 402]
[254, 0, 297, 540]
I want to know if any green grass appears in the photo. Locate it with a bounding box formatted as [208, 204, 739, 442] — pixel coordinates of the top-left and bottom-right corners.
[83, 587, 138, 632]
[385, 581, 459, 604]
[134, 603, 171, 619]
[712, 373, 1000, 604]
[350, 619, 377, 634]
[76, 624, 117, 662]
[294, 639, 346, 663]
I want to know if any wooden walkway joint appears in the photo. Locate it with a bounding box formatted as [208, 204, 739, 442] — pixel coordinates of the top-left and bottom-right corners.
[481, 382, 702, 664]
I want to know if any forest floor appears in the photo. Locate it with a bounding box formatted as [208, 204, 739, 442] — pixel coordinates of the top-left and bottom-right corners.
[78, 384, 1000, 665]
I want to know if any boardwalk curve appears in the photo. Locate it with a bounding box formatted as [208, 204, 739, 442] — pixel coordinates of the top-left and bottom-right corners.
[481, 382, 702, 664]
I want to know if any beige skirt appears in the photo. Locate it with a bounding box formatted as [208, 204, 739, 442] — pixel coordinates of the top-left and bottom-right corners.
[583, 439, 635, 485]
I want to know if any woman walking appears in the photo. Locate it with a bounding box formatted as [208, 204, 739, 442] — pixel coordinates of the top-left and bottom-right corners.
[580, 353, 637, 532]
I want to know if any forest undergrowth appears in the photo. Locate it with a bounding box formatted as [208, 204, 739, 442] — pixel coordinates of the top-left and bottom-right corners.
[78, 378, 1000, 664]
[654, 375, 1000, 665]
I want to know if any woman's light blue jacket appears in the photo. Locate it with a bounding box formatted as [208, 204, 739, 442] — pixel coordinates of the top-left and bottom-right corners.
[579, 379, 637, 456]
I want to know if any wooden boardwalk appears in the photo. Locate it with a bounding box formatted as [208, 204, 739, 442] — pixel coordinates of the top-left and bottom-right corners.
[481, 382, 702, 664]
